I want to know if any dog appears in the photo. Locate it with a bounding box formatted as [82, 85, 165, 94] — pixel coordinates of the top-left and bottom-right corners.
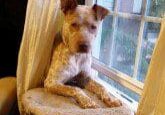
[44, 0, 122, 109]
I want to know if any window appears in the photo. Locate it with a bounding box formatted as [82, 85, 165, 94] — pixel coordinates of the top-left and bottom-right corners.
[86, 0, 165, 110]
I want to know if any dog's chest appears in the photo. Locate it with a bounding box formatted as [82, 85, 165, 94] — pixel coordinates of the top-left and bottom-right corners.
[68, 54, 91, 75]
[52, 43, 91, 79]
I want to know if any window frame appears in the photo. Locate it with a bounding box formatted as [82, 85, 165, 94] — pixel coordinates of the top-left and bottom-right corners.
[86, 0, 164, 95]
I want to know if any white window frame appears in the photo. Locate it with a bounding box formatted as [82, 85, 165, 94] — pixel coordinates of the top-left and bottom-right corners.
[86, 0, 163, 98]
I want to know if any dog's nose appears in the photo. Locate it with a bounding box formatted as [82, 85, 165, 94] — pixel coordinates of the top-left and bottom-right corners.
[79, 44, 89, 53]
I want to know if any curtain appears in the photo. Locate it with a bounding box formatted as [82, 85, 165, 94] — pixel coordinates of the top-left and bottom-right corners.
[16, 0, 63, 113]
[137, 19, 165, 115]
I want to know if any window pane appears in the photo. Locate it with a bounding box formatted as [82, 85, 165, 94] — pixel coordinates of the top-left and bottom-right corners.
[137, 22, 160, 82]
[111, 18, 140, 77]
[147, 0, 165, 17]
[93, 17, 141, 77]
[99, 16, 113, 65]
[96, 71, 140, 102]
[118, 0, 142, 14]
[97, 0, 114, 11]
[92, 15, 113, 60]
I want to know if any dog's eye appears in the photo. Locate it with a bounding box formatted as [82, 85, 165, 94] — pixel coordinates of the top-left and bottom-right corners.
[71, 23, 79, 28]
[90, 25, 97, 30]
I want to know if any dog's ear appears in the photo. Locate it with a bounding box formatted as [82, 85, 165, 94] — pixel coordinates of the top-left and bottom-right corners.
[92, 4, 109, 20]
[60, 0, 78, 14]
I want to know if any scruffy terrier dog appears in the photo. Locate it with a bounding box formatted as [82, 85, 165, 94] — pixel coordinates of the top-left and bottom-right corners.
[44, 0, 122, 108]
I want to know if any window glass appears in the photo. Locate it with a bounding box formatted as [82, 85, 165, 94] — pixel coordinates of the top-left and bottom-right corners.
[111, 18, 140, 77]
[92, 0, 164, 83]
[91, 0, 164, 102]
[94, 17, 141, 77]
[147, 0, 165, 17]
[97, 0, 114, 11]
[118, 0, 142, 14]
[137, 22, 160, 82]
[97, 16, 113, 64]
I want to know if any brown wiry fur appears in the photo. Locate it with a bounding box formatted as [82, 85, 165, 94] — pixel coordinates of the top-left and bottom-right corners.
[44, 0, 122, 108]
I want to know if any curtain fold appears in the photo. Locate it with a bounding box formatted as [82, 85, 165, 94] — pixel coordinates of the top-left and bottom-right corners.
[137, 19, 165, 115]
[16, 0, 63, 113]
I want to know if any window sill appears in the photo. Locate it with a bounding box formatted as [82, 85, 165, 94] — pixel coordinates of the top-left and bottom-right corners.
[96, 77, 138, 112]
[92, 57, 144, 95]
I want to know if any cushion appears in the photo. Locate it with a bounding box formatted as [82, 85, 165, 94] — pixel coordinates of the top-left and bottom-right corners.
[22, 88, 133, 115]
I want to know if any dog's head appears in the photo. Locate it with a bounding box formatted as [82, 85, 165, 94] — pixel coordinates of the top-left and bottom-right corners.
[61, 0, 109, 54]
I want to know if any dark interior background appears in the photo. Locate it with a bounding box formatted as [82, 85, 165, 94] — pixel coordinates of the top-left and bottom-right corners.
[0, 0, 27, 78]
[0, 0, 85, 78]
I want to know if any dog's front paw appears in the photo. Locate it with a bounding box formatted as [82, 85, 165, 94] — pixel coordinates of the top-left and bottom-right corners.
[104, 98, 122, 108]
[110, 99, 122, 107]
[78, 97, 100, 109]
[82, 100, 100, 109]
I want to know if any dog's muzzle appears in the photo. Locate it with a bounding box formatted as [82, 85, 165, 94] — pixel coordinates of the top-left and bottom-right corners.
[78, 43, 90, 53]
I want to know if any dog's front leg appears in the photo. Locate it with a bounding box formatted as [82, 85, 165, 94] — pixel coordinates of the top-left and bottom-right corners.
[85, 77, 122, 107]
[45, 83, 99, 109]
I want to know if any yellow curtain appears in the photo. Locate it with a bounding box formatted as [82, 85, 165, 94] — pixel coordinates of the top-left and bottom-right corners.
[137, 19, 165, 115]
[16, 0, 63, 113]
